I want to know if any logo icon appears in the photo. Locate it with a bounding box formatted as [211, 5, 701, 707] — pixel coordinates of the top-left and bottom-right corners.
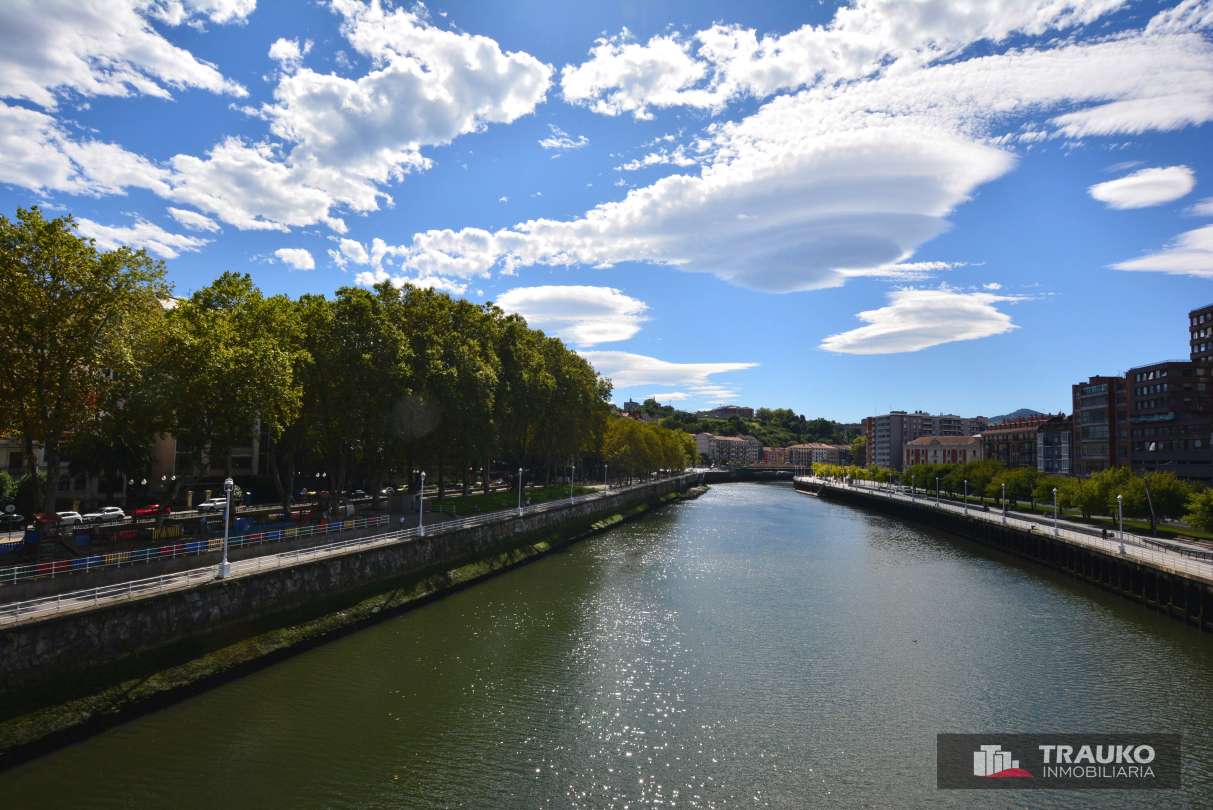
[973, 744, 1033, 778]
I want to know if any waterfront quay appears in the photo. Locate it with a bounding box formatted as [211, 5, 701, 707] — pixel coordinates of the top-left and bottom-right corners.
[797, 476, 1213, 629]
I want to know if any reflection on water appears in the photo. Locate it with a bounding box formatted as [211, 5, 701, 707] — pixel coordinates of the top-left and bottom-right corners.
[3, 483, 1212, 808]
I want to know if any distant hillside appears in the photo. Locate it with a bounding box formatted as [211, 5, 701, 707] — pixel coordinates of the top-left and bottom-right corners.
[628, 398, 860, 447]
[988, 408, 1045, 425]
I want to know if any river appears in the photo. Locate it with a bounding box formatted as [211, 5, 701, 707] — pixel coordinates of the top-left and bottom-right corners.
[3, 482, 1211, 808]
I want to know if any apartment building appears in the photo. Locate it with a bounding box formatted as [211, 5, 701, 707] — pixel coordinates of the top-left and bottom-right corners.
[981, 415, 1053, 469]
[863, 411, 987, 471]
[1071, 375, 1128, 476]
[786, 443, 850, 467]
[693, 433, 762, 466]
[1126, 360, 1213, 484]
[1036, 414, 1073, 476]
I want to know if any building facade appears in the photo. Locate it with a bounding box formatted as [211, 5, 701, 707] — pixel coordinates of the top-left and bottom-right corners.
[1036, 415, 1073, 476]
[693, 433, 762, 466]
[1071, 375, 1128, 476]
[981, 415, 1053, 469]
[863, 411, 987, 471]
[1192, 304, 1213, 367]
[903, 435, 984, 467]
[787, 443, 849, 467]
[1125, 360, 1213, 484]
[761, 446, 788, 466]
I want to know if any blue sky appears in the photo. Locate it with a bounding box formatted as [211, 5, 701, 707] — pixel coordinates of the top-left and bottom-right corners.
[3, 0, 1213, 422]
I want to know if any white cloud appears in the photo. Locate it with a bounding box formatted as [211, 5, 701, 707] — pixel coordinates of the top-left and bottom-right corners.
[616, 145, 697, 172]
[0, 0, 247, 109]
[498, 195, 509, 203]
[495, 285, 648, 346]
[644, 391, 690, 402]
[268, 37, 312, 71]
[253, 0, 551, 218]
[1111, 224, 1213, 278]
[165, 137, 348, 232]
[352, 267, 466, 294]
[561, 1, 1128, 118]
[0, 102, 169, 196]
[820, 288, 1022, 354]
[983, 282, 1003, 290]
[337, 237, 370, 265]
[1088, 165, 1195, 209]
[538, 124, 588, 151]
[167, 207, 220, 232]
[1146, 0, 1213, 34]
[393, 30, 1213, 293]
[75, 216, 208, 259]
[274, 247, 316, 270]
[148, 0, 257, 26]
[1191, 197, 1213, 216]
[579, 350, 756, 392]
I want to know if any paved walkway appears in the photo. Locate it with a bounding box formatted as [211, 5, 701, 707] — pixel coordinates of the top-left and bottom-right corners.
[801, 477, 1213, 586]
[0, 476, 694, 628]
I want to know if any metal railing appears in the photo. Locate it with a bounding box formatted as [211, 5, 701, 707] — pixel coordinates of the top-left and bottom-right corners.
[800, 477, 1213, 584]
[0, 514, 393, 587]
[0, 474, 696, 626]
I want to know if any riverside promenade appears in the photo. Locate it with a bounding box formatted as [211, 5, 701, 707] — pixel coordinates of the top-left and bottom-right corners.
[0, 475, 697, 629]
[796, 476, 1213, 628]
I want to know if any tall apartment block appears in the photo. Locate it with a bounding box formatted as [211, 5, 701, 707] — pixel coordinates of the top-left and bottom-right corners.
[1071, 375, 1128, 476]
[862, 410, 987, 471]
[1121, 303, 1213, 484]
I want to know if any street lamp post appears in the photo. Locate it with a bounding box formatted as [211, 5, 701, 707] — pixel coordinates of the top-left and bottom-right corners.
[570, 463, 576, 502]
[936, 476, 940, 506]
[604, 463, 609, 490]
[218, 477, 233, 579]
[517, 467, 524, 516]
[1116, 493, 1125, 553]
[1001, 482, 1007, 525]
[418, 471, 426, 537]
[1052, 487, 1059, 537]
[963, 479, 968, 516]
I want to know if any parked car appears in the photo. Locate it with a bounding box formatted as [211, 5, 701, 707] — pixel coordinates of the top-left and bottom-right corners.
[350, 489, 368, 499]
[0, 513, 25, 529]
[196, 497, 228, 513]
[133, 503, 171, 518]
[379, 486, 395, 496]
[82, 506, 126, 523]
[56, 511, 84, 526]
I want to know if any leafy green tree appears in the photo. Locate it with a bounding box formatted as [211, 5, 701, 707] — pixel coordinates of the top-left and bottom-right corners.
[1184, 489, 1213, 533]
[0, 207, 169, 516]
[163, 273, 303, 490]
[1123, 472, 1192, 534]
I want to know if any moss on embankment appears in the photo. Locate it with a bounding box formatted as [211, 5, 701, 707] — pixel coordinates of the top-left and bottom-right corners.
[0, 483, 707, 768]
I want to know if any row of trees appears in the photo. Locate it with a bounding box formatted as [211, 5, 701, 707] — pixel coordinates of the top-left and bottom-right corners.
[0, 207, 680, 518]
[813, 461, 1211, 534]
[603, 418, 696, 483]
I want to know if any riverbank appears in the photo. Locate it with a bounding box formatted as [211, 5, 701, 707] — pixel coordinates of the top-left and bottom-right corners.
[799, 477, 1213, 631]
[0, 481, 706, 768]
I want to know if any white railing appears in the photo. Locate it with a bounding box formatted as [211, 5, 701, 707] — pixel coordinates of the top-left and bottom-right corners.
[799, 476, 1213, 584]
[0, 514, 393, 587]
[0, 474, 697, 626]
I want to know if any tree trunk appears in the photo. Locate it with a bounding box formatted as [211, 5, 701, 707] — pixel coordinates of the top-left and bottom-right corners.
[483, 451, 491, 495]
[41, 437, 59, 516]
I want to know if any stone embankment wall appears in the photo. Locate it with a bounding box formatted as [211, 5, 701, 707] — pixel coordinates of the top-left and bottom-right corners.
[0, 478, 695, 693]
[800, 480, 1213, 631]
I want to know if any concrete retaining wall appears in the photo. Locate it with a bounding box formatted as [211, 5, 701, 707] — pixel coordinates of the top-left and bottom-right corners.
[0, 478, 692, 692]
[802, 480, 1213, 631]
